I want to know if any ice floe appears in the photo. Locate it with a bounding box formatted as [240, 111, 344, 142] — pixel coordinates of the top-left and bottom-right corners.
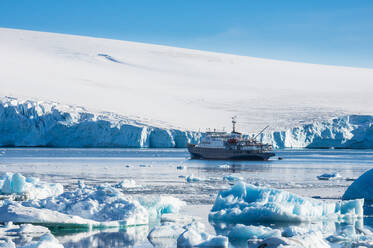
[317, 172, 342, 180]
[147, 214, 202, 247]
[114, 179, 137, 188]
[176, 221, 228, 248]
[177, 165, 187, 170]
[218, 164, 230, 169]
[343, 168, 373, 202]
[223, 175, 243, 183]
[138, 195, 186, 221]
[209, 182, 364, 223]
[186, 175, 201, 183]
[0, 181, 185, 229]
[0, 173, 63, 200]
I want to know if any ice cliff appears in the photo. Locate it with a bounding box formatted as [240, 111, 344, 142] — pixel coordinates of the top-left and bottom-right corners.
[259, 115, 373, 149]
[1, 97, 373, 149]
[0, 97, 200, 148]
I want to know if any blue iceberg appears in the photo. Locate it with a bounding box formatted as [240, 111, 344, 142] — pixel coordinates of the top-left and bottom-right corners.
[209, 182, 363, 223]
[343, 168, 373, 202]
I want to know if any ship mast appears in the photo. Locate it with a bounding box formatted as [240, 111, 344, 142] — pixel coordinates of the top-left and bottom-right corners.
[232, 116, 237, 133]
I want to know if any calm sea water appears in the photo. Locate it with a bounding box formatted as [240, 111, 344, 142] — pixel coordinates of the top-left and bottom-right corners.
[0, 148, 372, 247]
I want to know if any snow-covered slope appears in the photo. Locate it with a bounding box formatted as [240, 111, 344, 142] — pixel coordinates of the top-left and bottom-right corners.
[0, 97, 199, 148]
[1, 28, 373, 132]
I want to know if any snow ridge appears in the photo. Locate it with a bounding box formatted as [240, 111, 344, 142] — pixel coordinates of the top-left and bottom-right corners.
[0, 97, 200, 148]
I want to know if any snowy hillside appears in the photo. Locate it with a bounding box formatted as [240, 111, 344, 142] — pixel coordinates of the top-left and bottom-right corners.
[0, 97, 199, 148]
[1, 28, 373, 132]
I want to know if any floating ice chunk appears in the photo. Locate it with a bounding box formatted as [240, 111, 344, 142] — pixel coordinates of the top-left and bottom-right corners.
[1, 173, 25, 194]
[343, 168, 373, 202]
[209, 182, 363, 223]
[77, 180, 85, 189]
[317, 172, 342, 180]
[139, 164, 152, 168]
[223, 175, 243, 183]
[148, 214, 198, 247]
[17, 224, 50, 235]
[115, 179, 137, 188]
[228, 224, 281, 240]
[148, 215, 201, 247]
[326, 219, 373, 245]
[177, 222, 228, 248]
[186, 175, 200, 183]
[0, 173, 63, 200]
[0, 185, 149, 228]
[177, 165, 186, 170]
[218, 164, 230, 169]
[0, 180, 185, 230]
[0, 201, 100, 227]
[138, 196, 186, 221]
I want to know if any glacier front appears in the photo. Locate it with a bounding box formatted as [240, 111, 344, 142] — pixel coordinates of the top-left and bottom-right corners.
[259, 115, 373, 149]
[1, 97, 373, 149]
[0, 97, 200, 148]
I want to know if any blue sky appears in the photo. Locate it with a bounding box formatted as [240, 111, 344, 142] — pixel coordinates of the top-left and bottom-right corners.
[1, 0, 373, 68]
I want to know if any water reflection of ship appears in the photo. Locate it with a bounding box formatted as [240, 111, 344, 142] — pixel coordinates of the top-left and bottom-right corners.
[188, 117, 275, 160]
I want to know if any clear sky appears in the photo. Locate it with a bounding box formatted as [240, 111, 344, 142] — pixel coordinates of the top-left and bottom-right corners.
[1, 0, 373, 68]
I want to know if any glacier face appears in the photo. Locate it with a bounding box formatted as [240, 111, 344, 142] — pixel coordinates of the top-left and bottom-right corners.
[259, 115, 373, 149]
[0, 97, 200, 148]
[1, 97, 373, 149]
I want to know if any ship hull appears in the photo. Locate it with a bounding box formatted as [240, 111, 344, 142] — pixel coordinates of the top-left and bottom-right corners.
[187, 145, 275, 161]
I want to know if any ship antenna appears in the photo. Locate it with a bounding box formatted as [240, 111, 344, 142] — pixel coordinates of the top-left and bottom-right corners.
[232, 116, 237, 133]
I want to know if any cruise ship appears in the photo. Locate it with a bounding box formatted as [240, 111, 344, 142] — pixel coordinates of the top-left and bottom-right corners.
[187, 118, 275, 160]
